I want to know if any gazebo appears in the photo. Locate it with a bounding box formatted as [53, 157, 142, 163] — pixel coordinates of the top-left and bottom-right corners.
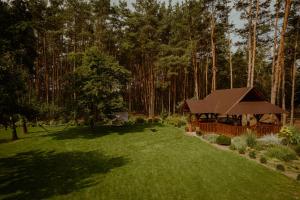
[183, 87, 286, 136]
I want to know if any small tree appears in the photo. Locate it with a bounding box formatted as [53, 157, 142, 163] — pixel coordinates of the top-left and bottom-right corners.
[74, 47, 130, 128]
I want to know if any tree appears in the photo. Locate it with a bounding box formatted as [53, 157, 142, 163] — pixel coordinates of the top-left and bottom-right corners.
[0, 0, 37, 140]
[74, 47, 130, 128]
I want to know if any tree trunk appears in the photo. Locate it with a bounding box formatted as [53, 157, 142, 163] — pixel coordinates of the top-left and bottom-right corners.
[205, 57, 208, 95]
[173, 78, 176, 114]
[271, 0, 280, 97]
[168, 85, 171, 116]
[11, 119, 18, 140]
[22, 117, 28, 134]
[229, 39, 233, 89]
[271, 0, 292, 104]
[247, 0, 253, 87]
[282, 67, 286, 124]
[211, 14, 216, 91]
[290, 23, 298, 125]
[250, 0, 259, 87]
[193, 53, 199, 99]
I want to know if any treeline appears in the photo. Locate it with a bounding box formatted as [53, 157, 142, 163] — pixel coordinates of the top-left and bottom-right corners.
[1, 0, 300, 122]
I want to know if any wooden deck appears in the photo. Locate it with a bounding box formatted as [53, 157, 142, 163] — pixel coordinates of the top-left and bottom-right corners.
[191, 121, 281, 137]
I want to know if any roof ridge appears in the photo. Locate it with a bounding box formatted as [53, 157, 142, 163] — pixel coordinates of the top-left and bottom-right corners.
[224, 87, 253, 114]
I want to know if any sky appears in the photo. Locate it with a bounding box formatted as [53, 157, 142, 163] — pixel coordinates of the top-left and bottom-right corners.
[111, 0, 245, 52]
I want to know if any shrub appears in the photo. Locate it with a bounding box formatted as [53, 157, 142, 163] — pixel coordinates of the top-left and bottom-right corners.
[123, 120, 135, 127]
[229, 144, 236, 150]
[202, 133, 219, 143]
[260, 156, 267, 164]
[185, 126, 189, 132]
[135, 117, 146, 124]
[147, 118, 153, 123]
[297, 174, 300, 181]
[195, 127, 203, 136]
[276, 164, 285, 171]
[231, 136, 247, 150]
[160, 112, 168, 120]
[265, 145, 297, 162]
[239, 147, 246, 154]
[242, 129, 257, 148]
[216, 135, 231, 146]
[152, 118, 160, 123]
[294, 145, 300, 156]
[165, 115, 186, 128]
[249, 150, 256, 159]
[279, 125, 300, 145]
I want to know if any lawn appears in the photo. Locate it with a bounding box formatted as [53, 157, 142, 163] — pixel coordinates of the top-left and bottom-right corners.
[0, 124, 299, 200]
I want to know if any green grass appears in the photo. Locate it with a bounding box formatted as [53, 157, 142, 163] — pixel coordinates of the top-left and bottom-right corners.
[0, 124, 300, 200]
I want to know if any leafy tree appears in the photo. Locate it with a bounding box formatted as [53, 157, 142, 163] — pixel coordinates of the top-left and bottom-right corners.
[74, 47, 130, 128]
[0, 0, 37, 139]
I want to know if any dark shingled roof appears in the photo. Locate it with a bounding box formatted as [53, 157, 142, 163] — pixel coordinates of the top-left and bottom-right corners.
[185, 87, 285, 115]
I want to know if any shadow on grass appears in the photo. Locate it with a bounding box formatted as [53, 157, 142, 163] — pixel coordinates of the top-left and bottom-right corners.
[0, 150, 128, 200]
[44, 123, 164, 140]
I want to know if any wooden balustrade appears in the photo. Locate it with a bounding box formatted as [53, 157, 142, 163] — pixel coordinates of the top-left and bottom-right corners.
[190, 121, 281, 137]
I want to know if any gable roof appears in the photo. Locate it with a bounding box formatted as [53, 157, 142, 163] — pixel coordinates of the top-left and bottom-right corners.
[185, 87, 285, 115]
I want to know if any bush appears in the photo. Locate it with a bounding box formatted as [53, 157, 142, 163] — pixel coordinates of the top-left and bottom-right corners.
[152, 118, 160, 123]
[229, 144, 236, 150]
[276, 164, 285, 171]
[216, 135, 231, 146]
[242, 129, 257, 148]
[297, 174, 300, 181]
[249, 150, 256, 159]
[257, 134, 282, 146]
[239, 147, 246, 154]
[185, 126, 189, 132]
[202, 134, 219, 143]
[265, 145, 297, 162]
[165, 115, 186, 128]
[123, 120, 135, 127]
[195, 127, 203, 136]
[279, 125, 300, 145]
[135, 117, 146, 124]
[231, 136, 247, 150]
[260, 156, 267, 164]
[147, 118, 153, 123]
[294, 145, 300, 156]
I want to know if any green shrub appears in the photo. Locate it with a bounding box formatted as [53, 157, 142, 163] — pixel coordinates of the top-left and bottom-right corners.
[135, 117, 146, 124]
[276, 164, 285, 171]
[239, 147, 246, 154]
[160, 112, 168, 120]
[231, 136, 247, 150]
[260, 156, 267, 164]
[147, 118, 153, 123]
[279, 125, 300, 145]
[294, 145, 300, 156]
[216, 135, 231, 146]
[265, 145, 297, 162]
[123, 120, 135, 126]
[229, 144, 236, 150]
[165, 115, 186, 128]
[152, 118, 160, 123]
[202, 134, 219, 143]
[249, 150, 256, 159]
[242, 129, 257, 148]
[297, 174, 300, 181]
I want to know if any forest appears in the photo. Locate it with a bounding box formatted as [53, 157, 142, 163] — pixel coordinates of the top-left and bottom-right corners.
[0, 0, 299, 139]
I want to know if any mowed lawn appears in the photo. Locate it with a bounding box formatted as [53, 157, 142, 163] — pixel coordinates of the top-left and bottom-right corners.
[0, 124, 300, 200]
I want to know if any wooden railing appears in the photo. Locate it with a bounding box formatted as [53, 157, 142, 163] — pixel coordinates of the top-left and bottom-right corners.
[190, 121, 281, 137]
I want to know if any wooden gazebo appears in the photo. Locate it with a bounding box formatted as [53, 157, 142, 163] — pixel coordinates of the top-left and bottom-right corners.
[183, 87, 286, 137]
